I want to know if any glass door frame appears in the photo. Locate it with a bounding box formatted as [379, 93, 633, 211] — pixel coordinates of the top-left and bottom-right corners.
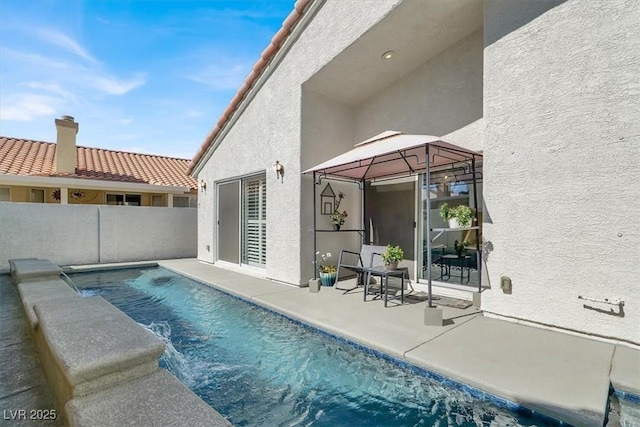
[416, 154, 483, 304]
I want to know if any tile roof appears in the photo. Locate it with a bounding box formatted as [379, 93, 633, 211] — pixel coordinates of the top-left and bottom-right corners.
[0, 137, 197, 190]
[187, 0, 312, 174]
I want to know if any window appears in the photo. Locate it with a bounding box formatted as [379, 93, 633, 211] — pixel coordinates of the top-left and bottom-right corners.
[173, 196, 197, 208]
[242, 175, 266, 267]
[151, 195, 164, 207]
[31, 189, 45, 203]
[106, 193, 141, 206]
[0, 187, 9, 202]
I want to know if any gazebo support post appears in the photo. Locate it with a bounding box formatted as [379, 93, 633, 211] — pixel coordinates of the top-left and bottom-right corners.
[361, 179, 366, 244]
[471, 156, 481, 294]
[309, 171, 321, 292]
[424, 144, 443, 326]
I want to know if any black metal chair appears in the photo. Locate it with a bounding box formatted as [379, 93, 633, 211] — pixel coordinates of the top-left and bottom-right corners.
[335, 244, 386, 294]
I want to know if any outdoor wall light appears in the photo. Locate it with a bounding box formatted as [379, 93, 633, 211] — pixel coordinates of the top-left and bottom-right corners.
[199, 180, 207, 191]
[381, 50, 395, 60]
[273, 161, 284, 183]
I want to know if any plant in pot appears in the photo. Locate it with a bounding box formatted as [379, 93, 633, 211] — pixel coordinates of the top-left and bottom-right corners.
[330, 210, 348, 231]
[439, 203, 473, 228]
[453, 240, 468, 258]
[382, 245, 403, 270]
[316, 252, 337, 286]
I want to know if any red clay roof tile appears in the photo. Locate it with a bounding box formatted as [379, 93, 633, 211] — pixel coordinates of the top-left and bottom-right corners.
[0, 137, 197, 190]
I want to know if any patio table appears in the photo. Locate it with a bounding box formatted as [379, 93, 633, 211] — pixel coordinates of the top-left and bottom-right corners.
[441, 255, 471, 284]
[363, 267, 408, 307]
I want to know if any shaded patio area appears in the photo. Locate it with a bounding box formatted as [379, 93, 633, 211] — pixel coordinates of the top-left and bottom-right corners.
[304, 131, 484, 311]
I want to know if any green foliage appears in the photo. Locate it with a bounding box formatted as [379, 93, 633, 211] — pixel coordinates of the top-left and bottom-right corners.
[439, 203, 473, 227]
[330, 210, 348, 225]
[454, 240, 468, 257]
[382, 245, 404, 264]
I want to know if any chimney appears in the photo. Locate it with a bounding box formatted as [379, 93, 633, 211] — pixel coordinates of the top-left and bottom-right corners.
[55, 115, 79, 174]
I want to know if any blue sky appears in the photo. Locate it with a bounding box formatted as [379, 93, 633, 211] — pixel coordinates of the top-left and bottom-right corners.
[0, 0, 294, 159]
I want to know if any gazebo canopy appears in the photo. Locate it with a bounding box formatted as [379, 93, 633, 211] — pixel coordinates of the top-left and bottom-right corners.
[303, 131, 481, 181]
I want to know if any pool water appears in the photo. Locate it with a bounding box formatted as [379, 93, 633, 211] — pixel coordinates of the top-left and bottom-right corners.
[71, 267, 560, 427]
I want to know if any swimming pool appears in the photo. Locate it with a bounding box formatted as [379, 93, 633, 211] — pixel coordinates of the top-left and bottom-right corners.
[71, 267, 561, 426]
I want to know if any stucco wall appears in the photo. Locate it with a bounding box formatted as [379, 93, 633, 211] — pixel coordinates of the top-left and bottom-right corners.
[300, 89, 361, 281]
[197, 0, 402, 285]
[1, 185, 61, 203]
[354, 30, 484, 151]
[0, 185, 182, 206]
[0, 203, 197, 270]
[482, 0, 640, 344]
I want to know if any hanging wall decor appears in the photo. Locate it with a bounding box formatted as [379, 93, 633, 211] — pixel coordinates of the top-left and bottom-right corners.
[320, 183, 336, 215]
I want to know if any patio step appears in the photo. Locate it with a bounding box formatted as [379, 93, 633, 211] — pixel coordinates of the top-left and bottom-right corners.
[413, 281, 479, 302]
[17, 279, 80, 328]
[10, 258, 62, 284]
[33, 296, 166, 408]
[65, 369, 231, 426]
[10, 258, 229, 426]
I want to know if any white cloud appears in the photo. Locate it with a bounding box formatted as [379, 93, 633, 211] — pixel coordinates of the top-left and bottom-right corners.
[0, 47, 70, 69]
[89, 73, 146, 95]
[0, 93, 59, 121]
[186, 63, 249, 90]
[33, 28, 98, 64]
[20, 81, 75, 100]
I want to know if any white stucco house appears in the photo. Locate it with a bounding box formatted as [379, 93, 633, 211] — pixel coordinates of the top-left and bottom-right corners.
[188, 0, 640, 346]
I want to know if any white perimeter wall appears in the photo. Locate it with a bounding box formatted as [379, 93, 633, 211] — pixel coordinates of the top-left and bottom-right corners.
[483, 0, 640, 344]
[0, 203, 197, 270]
[197, 0, 402, 285]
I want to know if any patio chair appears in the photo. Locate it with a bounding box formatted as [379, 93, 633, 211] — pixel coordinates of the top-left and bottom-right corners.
[335, 244, 387, 294]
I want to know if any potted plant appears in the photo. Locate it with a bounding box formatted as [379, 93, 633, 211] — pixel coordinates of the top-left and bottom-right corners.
[330, 210, 348, 231]
[316, 252, 337, 286]
[439, 203, 473, 228]
[454, 240, 468, 258]
[382, 245, 403, 270]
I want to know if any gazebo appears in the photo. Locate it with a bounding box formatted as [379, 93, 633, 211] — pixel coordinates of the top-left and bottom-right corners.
[303, 131, 483, 323]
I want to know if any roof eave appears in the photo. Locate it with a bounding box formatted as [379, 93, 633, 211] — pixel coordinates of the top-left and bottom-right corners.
[0, 174, 192, 194]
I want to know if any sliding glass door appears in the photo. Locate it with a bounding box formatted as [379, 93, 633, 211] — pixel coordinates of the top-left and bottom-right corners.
[418, 167, 482, 287]
[217, 174, 266, 267]
[218, 181, 240, 264]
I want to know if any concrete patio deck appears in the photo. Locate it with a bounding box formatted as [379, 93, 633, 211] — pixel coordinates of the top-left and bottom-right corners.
[0, 275, 62, 426]
[150, 258, 640, 427]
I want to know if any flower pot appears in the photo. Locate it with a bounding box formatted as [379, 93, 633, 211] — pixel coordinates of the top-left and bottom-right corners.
[448, 218, 460, 229]
[385, 261, 398, 271]
[319, 271, 337, 286]
[332, 224, 341, 231]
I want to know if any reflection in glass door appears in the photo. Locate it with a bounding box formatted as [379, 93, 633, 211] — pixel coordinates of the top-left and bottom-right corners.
[418, 167, 482, 288]
[218, 181, 240, 264]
